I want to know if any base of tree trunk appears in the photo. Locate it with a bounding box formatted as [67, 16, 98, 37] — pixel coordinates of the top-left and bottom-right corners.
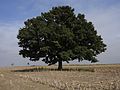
[58, 60, 62, 70]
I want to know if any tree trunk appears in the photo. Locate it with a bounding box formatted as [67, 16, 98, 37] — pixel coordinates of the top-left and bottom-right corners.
[58, 60, 62, 70]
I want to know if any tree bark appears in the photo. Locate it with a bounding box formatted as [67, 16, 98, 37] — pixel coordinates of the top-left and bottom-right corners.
[58, 60, 62, 70]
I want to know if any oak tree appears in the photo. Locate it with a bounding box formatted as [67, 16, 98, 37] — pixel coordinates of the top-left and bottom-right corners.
[17, 6, 106, 70]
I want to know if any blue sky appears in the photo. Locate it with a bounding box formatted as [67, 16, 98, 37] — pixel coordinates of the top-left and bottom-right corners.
[0, 0, 120, 66]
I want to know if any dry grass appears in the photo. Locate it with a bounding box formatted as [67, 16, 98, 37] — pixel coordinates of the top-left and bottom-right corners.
[0, 64, 120, 90]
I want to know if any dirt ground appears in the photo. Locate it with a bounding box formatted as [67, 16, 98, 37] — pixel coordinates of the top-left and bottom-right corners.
[0, 64, 120, 90]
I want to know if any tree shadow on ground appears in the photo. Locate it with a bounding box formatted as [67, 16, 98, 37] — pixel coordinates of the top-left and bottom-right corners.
[12, 67, 94, 72]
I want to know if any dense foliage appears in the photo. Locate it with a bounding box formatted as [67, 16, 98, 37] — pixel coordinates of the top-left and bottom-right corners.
[17, 6, 106, 70]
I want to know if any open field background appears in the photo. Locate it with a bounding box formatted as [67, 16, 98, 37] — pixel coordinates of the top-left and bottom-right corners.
[0, 64, 120, 90]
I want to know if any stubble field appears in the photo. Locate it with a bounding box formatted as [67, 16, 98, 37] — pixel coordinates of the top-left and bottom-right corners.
[0, 64, 120, 90]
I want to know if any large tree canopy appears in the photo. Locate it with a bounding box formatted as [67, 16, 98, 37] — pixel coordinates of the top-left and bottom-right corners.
[17, 6, 106, 70]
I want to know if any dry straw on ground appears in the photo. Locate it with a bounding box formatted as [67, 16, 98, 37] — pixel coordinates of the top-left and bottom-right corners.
[0, 64, 120, 90]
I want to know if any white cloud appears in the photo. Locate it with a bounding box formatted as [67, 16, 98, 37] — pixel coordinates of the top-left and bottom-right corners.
[84, 4, 120, 63]
[0, 21, 25, 66]
[0, 22, 22, 51]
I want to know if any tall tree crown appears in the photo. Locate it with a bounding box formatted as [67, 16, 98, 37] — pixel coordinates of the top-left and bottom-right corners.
[17, 6, 106, 68]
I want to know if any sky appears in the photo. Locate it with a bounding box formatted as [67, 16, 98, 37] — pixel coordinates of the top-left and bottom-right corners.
[0, 0, 120, 66]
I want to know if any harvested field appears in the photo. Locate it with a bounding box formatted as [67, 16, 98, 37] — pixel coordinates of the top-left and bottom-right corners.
[0, 64, 120, 90]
